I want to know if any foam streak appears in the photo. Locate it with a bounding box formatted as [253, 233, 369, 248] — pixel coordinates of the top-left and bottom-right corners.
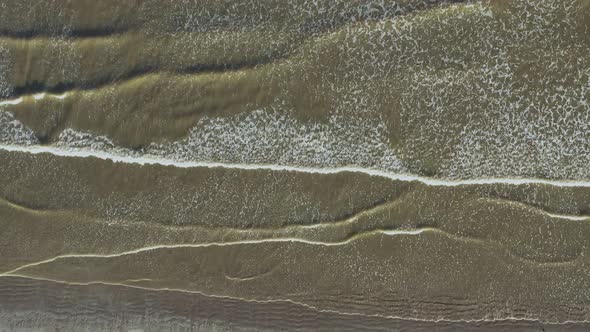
[1, 144, 589, 187]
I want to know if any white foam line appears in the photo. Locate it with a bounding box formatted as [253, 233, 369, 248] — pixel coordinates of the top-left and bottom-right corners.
[382, 229, 427, 235]
[0, 97, 23, 106]
[0, 92, 69, 106]
[32, 93, 47, 100]
[485, 198, 590, 222]
[1, 143, 590, 187]
[0, 230, 429, 276]
[53, 93, 68, 100]
[546, 213, 589, 221]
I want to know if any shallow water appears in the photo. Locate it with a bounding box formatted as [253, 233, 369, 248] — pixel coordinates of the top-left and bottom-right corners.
[1, 0, 590, 330]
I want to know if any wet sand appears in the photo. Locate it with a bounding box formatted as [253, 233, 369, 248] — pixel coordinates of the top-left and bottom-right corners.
[3, 276, 589, 332]
[1, 149, 590, 327]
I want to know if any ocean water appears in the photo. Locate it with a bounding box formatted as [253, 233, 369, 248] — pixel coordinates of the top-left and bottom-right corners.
[1, 0, 590, 330]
